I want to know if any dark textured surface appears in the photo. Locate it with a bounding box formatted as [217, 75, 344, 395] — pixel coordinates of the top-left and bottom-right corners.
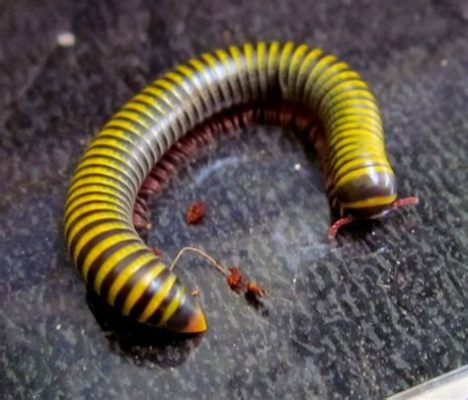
[1, 1, 467, 399]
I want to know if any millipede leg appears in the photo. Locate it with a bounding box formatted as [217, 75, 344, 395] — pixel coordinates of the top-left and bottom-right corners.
[327, 216, 355, 239]
[132, 102, 319, 233]
[392, 196, 419, 209]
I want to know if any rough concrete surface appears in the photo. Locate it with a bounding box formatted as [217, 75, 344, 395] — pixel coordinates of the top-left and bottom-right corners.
[1, 1, 467, 399]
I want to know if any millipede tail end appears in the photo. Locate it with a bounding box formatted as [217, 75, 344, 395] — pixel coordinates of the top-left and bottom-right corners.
[164, 299, 207, 334]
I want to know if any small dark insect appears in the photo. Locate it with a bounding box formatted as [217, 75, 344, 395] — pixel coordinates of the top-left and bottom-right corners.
[170, 248, 266, 303]
[227, 267, 247, 292]
[227, 268, 267, 300]
[246, 282, 267, 298]
[186, 201, 206, 225]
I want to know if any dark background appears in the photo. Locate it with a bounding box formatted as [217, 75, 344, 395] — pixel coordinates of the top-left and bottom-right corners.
[1, 1, 467, 399]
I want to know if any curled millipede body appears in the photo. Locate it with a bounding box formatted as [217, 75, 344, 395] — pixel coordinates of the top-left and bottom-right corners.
[65, 42, 416, 334]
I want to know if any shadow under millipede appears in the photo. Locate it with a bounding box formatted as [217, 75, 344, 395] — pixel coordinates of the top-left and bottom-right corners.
[86, 290, 204, 368]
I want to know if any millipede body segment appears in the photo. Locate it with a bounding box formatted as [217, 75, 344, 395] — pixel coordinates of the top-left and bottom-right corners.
[65, 41, 407, 333]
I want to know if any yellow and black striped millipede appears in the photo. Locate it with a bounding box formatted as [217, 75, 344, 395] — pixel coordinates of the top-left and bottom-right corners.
[64, 41, 417, 334]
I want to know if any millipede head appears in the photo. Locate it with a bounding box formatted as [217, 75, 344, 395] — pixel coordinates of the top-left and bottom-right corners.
[332, 168, 397, 218]
[328, 196, 419, 239]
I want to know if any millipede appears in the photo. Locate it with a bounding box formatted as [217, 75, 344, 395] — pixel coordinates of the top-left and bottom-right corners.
[64, 41, 418, 334]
